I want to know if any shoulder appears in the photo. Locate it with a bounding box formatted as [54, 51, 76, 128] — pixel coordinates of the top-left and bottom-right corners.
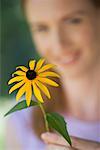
[7, 107, 33, 130]
[6, 107, 45, 150]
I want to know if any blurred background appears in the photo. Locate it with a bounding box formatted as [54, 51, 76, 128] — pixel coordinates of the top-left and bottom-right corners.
[0, 0, 39, 149]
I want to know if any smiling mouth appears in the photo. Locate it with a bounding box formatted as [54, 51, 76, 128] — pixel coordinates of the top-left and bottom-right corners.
[58, 51, 81, 66]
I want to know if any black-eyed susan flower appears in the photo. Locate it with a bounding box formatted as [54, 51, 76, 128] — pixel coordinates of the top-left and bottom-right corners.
[8, 58, 60, 106]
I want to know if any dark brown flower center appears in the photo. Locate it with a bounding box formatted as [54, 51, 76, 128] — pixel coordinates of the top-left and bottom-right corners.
[26, 70, 37, 80]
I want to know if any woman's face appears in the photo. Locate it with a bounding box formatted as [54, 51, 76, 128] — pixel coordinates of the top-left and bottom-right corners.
[25, 0, 100, 77]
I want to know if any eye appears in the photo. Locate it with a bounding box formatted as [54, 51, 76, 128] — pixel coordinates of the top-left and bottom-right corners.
[63, 17, 83, 25]
[68, 18, 83, 24]
[34, 25, 49, 33]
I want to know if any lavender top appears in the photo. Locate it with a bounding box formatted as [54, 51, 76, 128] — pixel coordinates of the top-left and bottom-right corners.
[7, 107, 100, 150]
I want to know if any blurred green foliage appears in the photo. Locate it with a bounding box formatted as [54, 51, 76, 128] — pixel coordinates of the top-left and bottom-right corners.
[1, 0, 39, 97]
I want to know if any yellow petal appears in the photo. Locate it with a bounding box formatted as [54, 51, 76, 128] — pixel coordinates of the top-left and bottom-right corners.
[8, 76, 25, 85]
[32, 81, 44, 103]
[12, 70, 26, 76]
[37, 77, 59, 87]
[16, 84, 26, 101]
[9, 80, 25, 94]
[38, 64, 56, 73]
[29, 60, 36, 70]
[25, 82, 32, 106]
[39, 71, 60, 78]
[35, 58, 45, 72]
[16, 66, 28, 72]
[35, 80, 51, 99]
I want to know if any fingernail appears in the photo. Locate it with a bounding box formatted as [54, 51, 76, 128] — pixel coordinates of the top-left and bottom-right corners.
[41, 132, 51, 144]
[41, 132, 50, 139]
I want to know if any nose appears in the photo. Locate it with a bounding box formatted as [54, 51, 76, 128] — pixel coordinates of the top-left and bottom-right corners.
[51, 27, 72, 55]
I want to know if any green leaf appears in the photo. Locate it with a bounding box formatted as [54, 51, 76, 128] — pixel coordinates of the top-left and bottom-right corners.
[46, 112, 72, 146]
[4, 100, 39, 117]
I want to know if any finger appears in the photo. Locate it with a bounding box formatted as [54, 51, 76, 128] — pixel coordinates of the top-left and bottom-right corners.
[41, 132, 100, 150]
[41, 132, 70, 147]
[71, 136, 100, 150]
[46, 144, 74, 150]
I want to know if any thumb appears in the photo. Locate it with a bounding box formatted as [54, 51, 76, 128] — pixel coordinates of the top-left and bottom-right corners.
[41, 132, 71, 147]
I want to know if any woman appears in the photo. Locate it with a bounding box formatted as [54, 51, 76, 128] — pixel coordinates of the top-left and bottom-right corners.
[6, 0, 100, 149]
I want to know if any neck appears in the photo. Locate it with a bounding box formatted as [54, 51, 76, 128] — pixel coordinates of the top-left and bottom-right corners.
[61, 62, 100, 121]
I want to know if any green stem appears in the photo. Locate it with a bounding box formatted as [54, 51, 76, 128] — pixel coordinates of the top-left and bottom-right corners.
[38, 102, 49, 132]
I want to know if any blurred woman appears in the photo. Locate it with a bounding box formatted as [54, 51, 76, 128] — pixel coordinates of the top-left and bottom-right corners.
[6, 0, 100, 149]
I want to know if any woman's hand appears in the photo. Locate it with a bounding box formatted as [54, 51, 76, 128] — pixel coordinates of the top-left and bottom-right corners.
[45, 144, 75, 150]
[41, 132, 100, 150]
